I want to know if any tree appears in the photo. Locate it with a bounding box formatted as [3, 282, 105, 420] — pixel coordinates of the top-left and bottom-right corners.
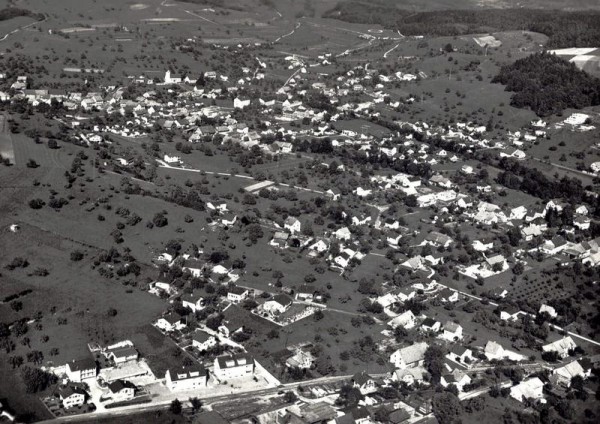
[432, 392, 462, 424]
[424, 345, 446, 383]
[169, 398, 182, 415]
[70, 250, 84, 261]
[20, 366, 57, 393]
[189, 397, 203, 413]
[28, 198, 44, 209]
[153, 212, 168, 227]
[47, 139, 58, 149]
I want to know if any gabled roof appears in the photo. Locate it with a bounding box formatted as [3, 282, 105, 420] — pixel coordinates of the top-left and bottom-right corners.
[228, 285, 248, 295]
[394, 342, 428, 365]
[271, 293, 293, 307]
[216, 353, 254, 369]
[352, 370, 373, 386]
[108, 379, 135, 393]
[67, 358, 96, 371]
[167, 364, 207, 381]
[58, 385, 87, 398]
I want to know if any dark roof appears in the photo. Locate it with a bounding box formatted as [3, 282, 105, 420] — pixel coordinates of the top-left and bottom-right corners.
[108, 379, 136, 393]
[352, 371, 372, 386]
[192, 331, 213, 344]
[58, 385, 86, 398]
[228, 286, 248, 295]
[167, 364, 207, 381]
[272, 294, 292, 307]
[421, 317, 438, 327]
[389, 409, 411, 424]
[107, 346, 138, 359]
[502, 305, 520, 315]
[335, 414, 356, 424]
[216, 353, 254, 369]
[163, 312, 183, 324]
[298, 284, 316, 294]
[68, 358, 96, 372]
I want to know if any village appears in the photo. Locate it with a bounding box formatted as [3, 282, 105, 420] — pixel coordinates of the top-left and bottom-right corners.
[0, 1, 600, 424]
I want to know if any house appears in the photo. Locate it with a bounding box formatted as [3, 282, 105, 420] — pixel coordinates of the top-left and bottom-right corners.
[390, 342, 428, 369]
[334, 227, 352, 241]
[393, 367, 427, 386]
[437, 288, 459, 303]
[542, 337, 576, 359]
[104, 346, 138, 365]
[107, 380, 136, 402]
[218, 322, 244, 338]
[165, 365, 208, 391]
[472, 239, 494, 252]
[510, 378, 544, 403]
[422, 231, 453, 248]
[420, 317, 441, 333]
[284, 217, 301, 234]
[58, 386, 87, 409]
[220, 213, 237, 227]
[351, 371, 377, 394]
[441, 321, 463, 341]
[286, 349, 315, 369]
[446, 346, 473, 365]
[441, 370, 471, 392]
[539, 304, 557, 318]
[155, 312, 186, 332]
[182, 259, 204, 277]
[296, 284, 316, 301]
[388, 310, 417, 330]
[499, 305, 521, 321]
[227, 286, 249, 304]
[263, 294, 293, 314]
[500, 148, 526, 160]
[552, 360, 588, 387]
[484, 341, 525, 362]
[483, 255, 508, 272]
[164, 70, 182, 84]
[540, 236, 568, 255]
[270, 231, 290, 248]
[326, 188, 342, 201]
[182, 292, 205, 313]
[65, 358, 97, 382]
[192, 331, 218, 352]
[213, 353, 255, 380]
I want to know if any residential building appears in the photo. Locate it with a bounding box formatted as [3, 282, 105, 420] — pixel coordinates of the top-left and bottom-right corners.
[510, 378, 544, 403]
[107, 380, 136, 402]
[65, 358, 97, 382]
[542, 337, 576, 359]
[213, 353, 255, 380]
[263, 294, 293, 314]
[227, 286, 249, 303]
[58, 386, 87, 409]
[192, 331, 218, 352]
[165, 365, 208, 391]
[351, 371, 377, 394]
[390, 342, 428, 369]
[441, 321, 463, 341]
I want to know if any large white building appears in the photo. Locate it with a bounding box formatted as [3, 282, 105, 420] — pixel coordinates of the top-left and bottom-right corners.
[165, 365, 208, 391]
[65, 358, 97, 382]
[58, 386, 87, 409]
[213, 354, 255, 380]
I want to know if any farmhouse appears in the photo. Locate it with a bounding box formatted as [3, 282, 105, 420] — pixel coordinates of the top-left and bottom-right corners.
[390, 342, 428, 369]
[542, 337, 576, 359]
[388, 310, 417, 330]
[351, 371, 378, 395]
[214, 353, 255, 380]
[510, 378, 544, 403]
[65, 358, 97, 382]
[165, 365, 208, 391]
[263, 294, 293, 314]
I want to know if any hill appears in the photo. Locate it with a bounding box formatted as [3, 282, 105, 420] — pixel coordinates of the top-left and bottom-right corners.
[491, 52, 600, 116]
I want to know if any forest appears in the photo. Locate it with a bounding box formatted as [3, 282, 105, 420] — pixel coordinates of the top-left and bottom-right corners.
[324, 2, 600, 49]
[491, 52, 600, 116]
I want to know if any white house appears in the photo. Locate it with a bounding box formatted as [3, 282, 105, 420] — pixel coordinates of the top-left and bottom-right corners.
[286, 349, 315, 369]
[441, 370, 471, 392]
[104, 345, 138, 365]
[284, 217, 301, 234]
[539, 304, 557, 318]
[192, 331, 218, 352]
[263, 294, 293, 314]
[393, 367, 426, 386]
[182, 293, 205, 313]
[420, 317, 441, 333]
[388, 310, 417, 330]
[59, 386, 87, 409]
[552, 360, 589, 387]
[484, 341, 525, 362]
[351, 371, 377, 395]
[542, 337, 576, 359]
[510, 378, 545, 403]
[65, 358, 97, 383]
[390, 342, 428, 369]
[155, 313, 186, 332]
[164, 70, 182, 84]
[227, 286, 249, 304]
[334, 227, 352, 241]
[213, 354, 255, 380]
[165, 365, 208, 391]
[107, 380, 136, 402]
[440, 321, 463, 341]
